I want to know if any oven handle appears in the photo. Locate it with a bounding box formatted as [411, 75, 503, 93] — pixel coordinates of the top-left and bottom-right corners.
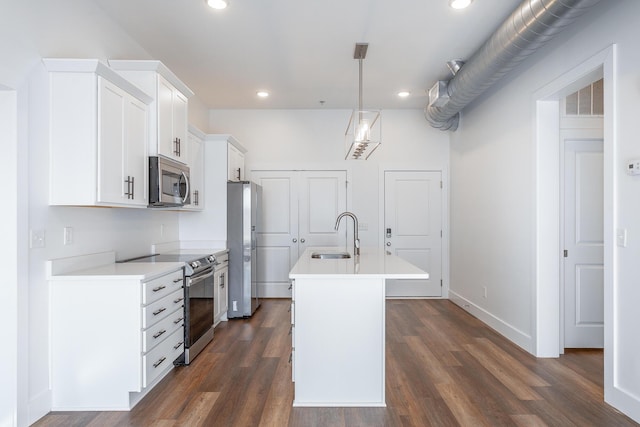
[187, 270, 214, 287]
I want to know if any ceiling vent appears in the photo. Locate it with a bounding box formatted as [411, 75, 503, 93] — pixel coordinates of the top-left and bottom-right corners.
[425, 0, 603, 131]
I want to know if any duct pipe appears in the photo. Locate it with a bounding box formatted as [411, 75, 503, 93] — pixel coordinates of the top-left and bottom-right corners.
[425, 0, 602, 131]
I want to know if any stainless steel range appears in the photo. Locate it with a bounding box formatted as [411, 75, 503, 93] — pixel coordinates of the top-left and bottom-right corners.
[123, 252, 218, 365]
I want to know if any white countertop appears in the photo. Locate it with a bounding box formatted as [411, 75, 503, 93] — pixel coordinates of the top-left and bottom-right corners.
[49, 261, 185, 281]
[289, 247, 429, 279]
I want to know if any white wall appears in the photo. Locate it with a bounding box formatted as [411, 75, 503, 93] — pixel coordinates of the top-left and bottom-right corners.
[0, 1, 210, 425]
[449, 0, 640, 421]
[209, 109, 450, 250]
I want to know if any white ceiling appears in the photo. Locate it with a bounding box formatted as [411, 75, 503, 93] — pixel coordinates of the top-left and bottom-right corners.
[92, 0, 521, 110]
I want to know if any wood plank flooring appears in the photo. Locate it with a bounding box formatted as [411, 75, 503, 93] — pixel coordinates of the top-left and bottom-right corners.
[33, 299, 638, 426]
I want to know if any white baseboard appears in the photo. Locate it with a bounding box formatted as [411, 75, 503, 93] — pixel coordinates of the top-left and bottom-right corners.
[259, 283, 292, 298]
[449, 290, 534, 354]
[28, 389, 51, 426]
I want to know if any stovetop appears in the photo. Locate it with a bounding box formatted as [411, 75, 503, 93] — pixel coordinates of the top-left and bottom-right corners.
[121, 252, 215, 276]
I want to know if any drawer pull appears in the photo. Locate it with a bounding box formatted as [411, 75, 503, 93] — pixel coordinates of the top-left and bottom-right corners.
[152, 285, 166, 292]
[153, 307, 167, 316]
[173, 278, 182, 283]
[173, 317, 184, 324]
[153, 329, 167, 339]
[173, 297, 184, 303]
[288, 353, 292, 363]
[173, 341, 184, 350]
[153, 357, 167, 368]
[288, 283, 292, 290]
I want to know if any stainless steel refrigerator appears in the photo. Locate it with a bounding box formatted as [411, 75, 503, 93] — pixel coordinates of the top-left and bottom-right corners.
[227, 181, 261, 318]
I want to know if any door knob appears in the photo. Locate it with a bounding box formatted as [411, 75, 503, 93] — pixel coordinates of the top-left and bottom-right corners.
[292, 238, 297, 243]
[386, 242, 391, 246]
[300, 238, 306, 243]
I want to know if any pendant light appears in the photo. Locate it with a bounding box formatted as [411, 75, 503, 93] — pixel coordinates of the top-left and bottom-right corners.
[345, 43, 381, 160]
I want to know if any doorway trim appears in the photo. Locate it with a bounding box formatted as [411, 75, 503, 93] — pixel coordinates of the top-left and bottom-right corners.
[533, 42, 617, 400]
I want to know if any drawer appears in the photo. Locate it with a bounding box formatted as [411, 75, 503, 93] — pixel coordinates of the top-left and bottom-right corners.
[142, 269, 184, 304]
[142, 288, 184, 328]
[143, 327, 184, 388]
[142, 307, 184, 352]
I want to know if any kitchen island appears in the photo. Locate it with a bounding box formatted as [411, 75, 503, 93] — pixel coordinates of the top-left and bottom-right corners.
[288, 247, 428, 407]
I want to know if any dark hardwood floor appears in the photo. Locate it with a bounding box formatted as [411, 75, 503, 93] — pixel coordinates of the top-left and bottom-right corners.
[33, 299, 638, 426]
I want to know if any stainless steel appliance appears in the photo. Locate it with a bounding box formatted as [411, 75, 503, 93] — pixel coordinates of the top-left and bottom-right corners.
[122, 252, 216, 364]
[227, 181, 262, 318]
[149, 156, 190, 207]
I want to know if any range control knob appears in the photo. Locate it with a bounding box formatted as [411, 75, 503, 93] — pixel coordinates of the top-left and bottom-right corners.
[190, 261, 200, 269]
[207, 255, 216, 263]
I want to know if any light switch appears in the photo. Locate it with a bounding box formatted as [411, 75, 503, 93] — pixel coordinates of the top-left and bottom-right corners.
[616, 228, 627, 247]
[63, 227, 73, 245]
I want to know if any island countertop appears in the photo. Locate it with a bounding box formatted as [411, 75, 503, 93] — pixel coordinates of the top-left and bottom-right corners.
[289, 247, 429, 279]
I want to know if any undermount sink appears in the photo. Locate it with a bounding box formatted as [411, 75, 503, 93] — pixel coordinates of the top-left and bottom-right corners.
[311, 251, 351, 259]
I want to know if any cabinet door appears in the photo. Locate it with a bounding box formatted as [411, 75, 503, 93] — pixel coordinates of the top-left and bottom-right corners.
[97, 78, 126, 204]
[124, 96, 148, 206]
[157, 76, 176, 160]
[173, 91, 188, 163]
[183, 134, 203, 210]
[227, 144, 245, 181]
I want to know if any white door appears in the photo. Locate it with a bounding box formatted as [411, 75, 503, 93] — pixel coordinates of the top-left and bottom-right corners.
[384, 171, 442, 297]
[252, 170, 347, 297]
[563, 137, 604, 348]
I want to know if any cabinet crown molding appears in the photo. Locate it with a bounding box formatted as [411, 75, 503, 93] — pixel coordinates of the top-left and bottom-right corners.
[42, 58, 152, 104]
[108, 59, 195, 98]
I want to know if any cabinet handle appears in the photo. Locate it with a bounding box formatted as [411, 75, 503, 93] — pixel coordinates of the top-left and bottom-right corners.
[173, 341, 184, 350]
[300, 238, 306, 243]
[288, 353, 292, 364]
[124, 176, 133, 199]
[173, 297, 184, 304]
[152, 285, 166, 292]
[153, 307, 167, 316]
[172, 278, 182, 284]
[288, 326, 292, 336]
[194, 190, 199, 206]
[153, 357, 167, 368]
[292, 238, 297, 243]
[236, 167, 241, 181]
[173, 317, 184, 324]
[288, 283, 292, 290]
[131, 176, 135, 199]
[153, 329, 167, 339]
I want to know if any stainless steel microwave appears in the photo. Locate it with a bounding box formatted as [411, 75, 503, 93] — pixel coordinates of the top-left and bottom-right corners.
[149, 156, 190, 207]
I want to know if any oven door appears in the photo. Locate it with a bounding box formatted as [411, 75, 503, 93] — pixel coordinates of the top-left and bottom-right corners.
[185, 269, 214, 349]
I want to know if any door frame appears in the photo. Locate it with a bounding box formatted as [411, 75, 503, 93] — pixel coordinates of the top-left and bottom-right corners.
[379, 167, 449, 299]
[533, 44, 618, 405]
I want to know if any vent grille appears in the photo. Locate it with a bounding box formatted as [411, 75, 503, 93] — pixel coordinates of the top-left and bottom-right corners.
[565, 78, 603, 116]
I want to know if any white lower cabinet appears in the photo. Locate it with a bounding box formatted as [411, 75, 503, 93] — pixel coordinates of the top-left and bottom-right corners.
[49, 266, 185, 410]
[213, 253, 229, 326]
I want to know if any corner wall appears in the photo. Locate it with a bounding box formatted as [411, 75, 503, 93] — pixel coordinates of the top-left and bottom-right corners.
[448, 0, 640, 421]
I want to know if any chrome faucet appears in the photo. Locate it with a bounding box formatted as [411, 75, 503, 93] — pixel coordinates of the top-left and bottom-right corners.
[334, 211, 360, 256]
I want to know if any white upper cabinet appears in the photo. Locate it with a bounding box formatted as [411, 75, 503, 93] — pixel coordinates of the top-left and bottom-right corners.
[109, 60, 194, 165]
[182, 125, 206, 211]
[227, 143, 246, 182]
[44, 59, 152, 208]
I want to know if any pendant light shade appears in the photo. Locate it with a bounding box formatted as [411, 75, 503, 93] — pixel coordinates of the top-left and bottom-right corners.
[345, 43, 381, 160]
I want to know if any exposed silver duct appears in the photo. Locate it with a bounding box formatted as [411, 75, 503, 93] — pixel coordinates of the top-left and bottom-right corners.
[425, 0, 602, 131]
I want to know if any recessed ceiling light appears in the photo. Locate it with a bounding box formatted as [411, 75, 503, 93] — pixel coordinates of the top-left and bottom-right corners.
[256, 91, 269, 98]
[206, 0, 228, 10]
[449, 0, 472, 9]
[397, 91, 411, 98]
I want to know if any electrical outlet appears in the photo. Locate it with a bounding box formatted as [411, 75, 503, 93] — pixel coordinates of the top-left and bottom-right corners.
[63, 227, 73, 245]
[483, 286, 487, 298]
[30, 229, 46, 248]
[160, 224, 164, 237]
[358, 222, 368, 231]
